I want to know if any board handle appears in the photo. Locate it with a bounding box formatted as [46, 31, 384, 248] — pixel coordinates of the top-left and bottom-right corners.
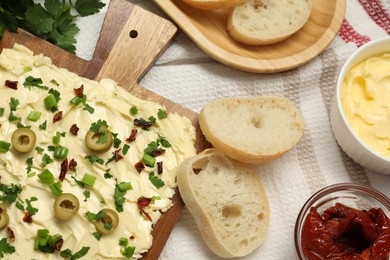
[83, 0, 177, 89]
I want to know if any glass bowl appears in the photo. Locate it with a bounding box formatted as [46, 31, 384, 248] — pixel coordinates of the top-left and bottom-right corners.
[294, 183, 390, 260]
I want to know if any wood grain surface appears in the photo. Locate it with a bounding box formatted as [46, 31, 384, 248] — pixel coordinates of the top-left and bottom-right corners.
[154, 0, 346, 73]
[0, 0, 208, 258]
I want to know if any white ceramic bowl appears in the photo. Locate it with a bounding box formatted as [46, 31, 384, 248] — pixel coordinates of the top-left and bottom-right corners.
[330, 37, 390, 175]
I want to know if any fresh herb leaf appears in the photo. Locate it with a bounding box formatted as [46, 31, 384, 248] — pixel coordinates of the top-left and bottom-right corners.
[0, 183, 22, 205]
[0, 108, 4, 117]
[112, 133, 121, 149]
[9, 97, 19, 111]
[23, 76, 48, 90]
[0, 141, 11, 153]
[0, 238, 15, 258]
[39, 120, 47, 130]
[74, 0, 106, 16]
[92, 232, 102, 241]
[70, 246, 90, 260]
[83, 190, 91, 202]
[114, 182, 132, 213]
[26, 157, 33, 173]
[41, 154, 54, 167]
[157, 109, 168, 119]
[149, 172, 165, 189]
[48, 88, 61, 102]
[25, 196, 38, 216]
[83, 103, 94, 114]
[103, 169, 113, 179]
[122, 144, 130, 155]
[129, 105, 138, 116]
[85, 154, 104, 165]
[121, 246, 135, 259]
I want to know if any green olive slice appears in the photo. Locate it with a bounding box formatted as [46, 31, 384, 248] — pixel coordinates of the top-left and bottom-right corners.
[54, 193, 80, 220]
[85, 126, 113, 153]
[94, 208, 119, 234]
[0, 204, 9, 230]
[11, 128, 37, 153]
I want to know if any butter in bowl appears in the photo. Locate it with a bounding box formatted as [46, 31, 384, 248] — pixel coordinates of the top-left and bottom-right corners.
[330, 37, 390, 174]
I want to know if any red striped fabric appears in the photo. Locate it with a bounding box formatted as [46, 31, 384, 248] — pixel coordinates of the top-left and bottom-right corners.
[338, 19, 371, 47]
[358, 0, 390, 35]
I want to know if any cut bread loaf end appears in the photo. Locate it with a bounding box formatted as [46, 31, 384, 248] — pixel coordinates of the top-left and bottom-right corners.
[199, 96, 304, 164]
[181, 0, 246, 10]
[177, 149, 270, 258]
[227, 0, 313, 45]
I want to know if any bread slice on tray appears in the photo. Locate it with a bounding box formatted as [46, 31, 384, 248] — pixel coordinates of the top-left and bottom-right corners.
[199, 96, 304, 164]
[227, 0, 312, 45]
[177, 149, 270, 258]
[181, 0, 246, 10]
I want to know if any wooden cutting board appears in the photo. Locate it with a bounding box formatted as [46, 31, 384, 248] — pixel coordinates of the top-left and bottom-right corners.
[0, 0, 209, 258]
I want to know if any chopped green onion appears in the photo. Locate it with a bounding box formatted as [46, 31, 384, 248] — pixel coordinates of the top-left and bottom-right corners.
[0, 141, 11, 153]
[142, 154, 155, 167]
[54, 146, 69, 159]
[48, 233, 62, 247]
[27, 111, 42, 122]
[44, 94, 57, 110]
[121, 246, 135, 258]
[83, 103, 94, 114]
[122, 144, 130, 155]
[24, 66, 32, 72]
[35, 146, 44, 154]
[119, 238, 128, 246]
[27, 172, 36, 178]
[41, 154, 53, 167]
[52, 132, 61, 144]
[69, 96, 82, 106]
[37, 229, 49, 239]
[38, 169, 54, 184]
[117, 182, 132, 192]
[50, 79, 59, 86]
[149, 172, 165, 189]
[81, 173, 96, 187]
[48, 182, 63, 196]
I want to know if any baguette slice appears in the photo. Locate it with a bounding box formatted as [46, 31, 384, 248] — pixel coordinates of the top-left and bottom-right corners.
[177, 149, 270, 258]
[199, 96, 304, 164]
[227, 0, 312, 45]
[181, 0, 246, 10]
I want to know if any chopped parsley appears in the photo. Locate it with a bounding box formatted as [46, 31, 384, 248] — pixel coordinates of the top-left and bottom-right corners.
[83, 103, 94, 114]
[0, 183, 22, 205]
[85, 154, 104, 165]
[0, 238, 15, 258]
[129, 105, 138, 116]
[50, 79, 59, 86]
[0, 141, 11, 153]
[121, 246, 135, 259]
[48, 88, 61, 102]
[83, 190, 91, 202]
[34, 229, 63, 254]
[26, 157, 33, 174]
[39, 120, 47, 130]
[103, 169, 113, 179]
[92, 232, 102, 241]
[25, 196, 39, 216]
[41, 154, 54, 167]
[148, 116, 156, 124]
[9, 97, 19, 111]
[60, 246, 90, 260]
[90, 120, 109, 144]
[0, 108, 4, 117]
[149, 172, 165, 189]
[112, 133, 122, 148]
[84, 210, 106, 221]
[157, 109, 168, 119]
[23, 76, 48, 90]
[114, 182, 132, 212]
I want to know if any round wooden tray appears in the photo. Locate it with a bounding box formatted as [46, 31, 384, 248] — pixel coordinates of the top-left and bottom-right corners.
[154, 0, 346, 73]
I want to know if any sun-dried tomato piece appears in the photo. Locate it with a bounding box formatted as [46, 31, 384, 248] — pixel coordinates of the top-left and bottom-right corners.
[126, 129, 138, 142]
[74, 84, 84, 98]
[151, 149, 165, 157]
[53, 111, 63, 123]
[137, 197, 153, 222]
[23, 211, 33, 223]
[6, 227, 15, 241]
[55, 238, 64, 251]
[69, 124, 79, 136]
[68, 159, 77, 171]
[134, 161, 145, 173]
[59, 158, 68, 182]
[5, 80, 18, 90]
[157, 161, 163, 174]
[114, 149, 123, 162]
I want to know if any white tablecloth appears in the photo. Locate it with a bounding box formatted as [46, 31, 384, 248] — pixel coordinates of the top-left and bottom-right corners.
[76, 0, 390, 259]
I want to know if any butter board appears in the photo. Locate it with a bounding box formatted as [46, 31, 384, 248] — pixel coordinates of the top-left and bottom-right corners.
[0, 0, 208, 258]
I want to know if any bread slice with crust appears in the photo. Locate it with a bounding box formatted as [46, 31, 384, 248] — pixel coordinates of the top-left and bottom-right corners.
[177, 149, 270, 258]
[181, 0, 246, 10]
[199, 96, 304, 164]
[227, 0, 312, 45]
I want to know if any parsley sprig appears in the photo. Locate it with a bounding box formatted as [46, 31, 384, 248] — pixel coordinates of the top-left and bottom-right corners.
[0, 0, 106, 54]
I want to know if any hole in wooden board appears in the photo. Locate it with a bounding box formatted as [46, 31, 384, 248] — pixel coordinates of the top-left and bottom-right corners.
[129, 30, 138, 38]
